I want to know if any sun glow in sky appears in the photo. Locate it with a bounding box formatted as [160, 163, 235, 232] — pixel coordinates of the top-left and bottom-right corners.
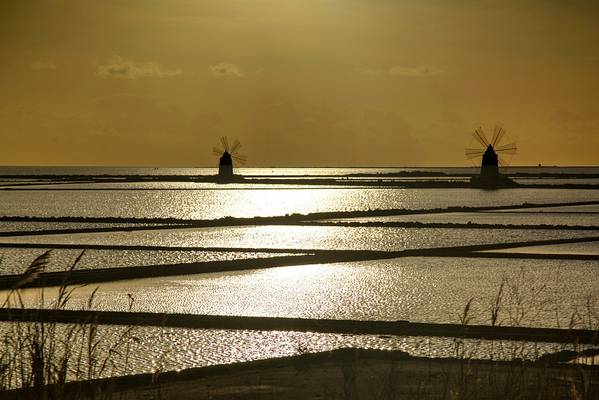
[1, 1, 598, 166]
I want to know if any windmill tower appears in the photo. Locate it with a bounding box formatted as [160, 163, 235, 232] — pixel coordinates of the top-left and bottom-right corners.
[213, 136, 246, 180]
[465, 126, 517, 179]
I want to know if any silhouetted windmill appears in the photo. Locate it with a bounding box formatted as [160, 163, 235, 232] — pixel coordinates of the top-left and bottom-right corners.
[465, 126, 517, 178]
[213, 136, 246, 179]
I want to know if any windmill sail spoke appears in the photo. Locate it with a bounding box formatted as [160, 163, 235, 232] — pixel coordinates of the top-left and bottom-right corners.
[232, 154, 247, 165]
[465, 149, 484, 159]
[214, 136, 247, 179]
[220, 136, 229, 152]
[472, 127, 489, 148]
[495, 142, 517, 154]
[465, 124, 517, 178]
[497, 155, 509, 167]
[466, 154, 483, 160]
[230, 140, 242, 155]
[491, 126, 506, 147]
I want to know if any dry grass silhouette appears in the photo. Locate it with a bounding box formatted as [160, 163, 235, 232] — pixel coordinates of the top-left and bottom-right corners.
[0, 251, 139, 399]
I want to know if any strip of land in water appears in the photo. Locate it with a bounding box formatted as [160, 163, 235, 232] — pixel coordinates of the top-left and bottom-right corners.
[1, 200, 597, 225]
[1, 309, 597, 344]
[1, 171, 598, 190]
[0, 236, 597, 288]
[0, 221, 595, 239]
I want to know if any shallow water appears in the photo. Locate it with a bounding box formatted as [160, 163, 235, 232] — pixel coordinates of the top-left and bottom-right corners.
[0, 221, 175, 233]
[504, 204, 599, 213]
[9, 257, 598, 329]
[0, 248, 301, 275]
[1, 226, 595, 251]
[330, 211, 599, 227]
[1, 188, 598, 219]
[483, 241, 599, 256]
[1, 182, 350, 190]
[513, 178, 599, 185]
[0, 321, 590, 384]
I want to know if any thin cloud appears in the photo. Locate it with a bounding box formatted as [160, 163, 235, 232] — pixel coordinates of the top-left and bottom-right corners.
[96, 55, 181, 79]
[209, 63, 244, 78]
[31, 60, 57, 70]
[361, 65, 446, 77]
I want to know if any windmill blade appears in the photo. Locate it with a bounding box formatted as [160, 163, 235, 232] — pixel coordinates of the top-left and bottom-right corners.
[491, 126, 506, 147]
[213, 147, 224, 156]
[220, 136, 229, 152]
[465, 148, 485, 159]
[497, 155, 509, 167]
[494, 142, 517, 154]
[232, 154, 247, 165]
[472, 127, 489, 148]
[230, 140, 242, 155]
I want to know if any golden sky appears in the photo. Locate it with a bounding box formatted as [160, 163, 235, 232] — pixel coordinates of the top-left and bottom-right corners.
[1, 1, 598, 166]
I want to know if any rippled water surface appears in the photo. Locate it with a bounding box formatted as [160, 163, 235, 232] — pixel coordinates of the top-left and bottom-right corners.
[3, 182, 348, 190]
[484, 241, 599, 255]
[1, 321, 589, 383]
[504, 204, 599, 213]
[0, 221, 174, 233]
[331, 211, 599, 227]
[1, 188, 598, 219]
[1, 226, 595, 250]
[0, 248, 301, 275]
[10, 257, 598, 329]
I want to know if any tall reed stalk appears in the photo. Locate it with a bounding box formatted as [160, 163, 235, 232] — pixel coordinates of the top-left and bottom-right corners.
[0, 250, 138, 399]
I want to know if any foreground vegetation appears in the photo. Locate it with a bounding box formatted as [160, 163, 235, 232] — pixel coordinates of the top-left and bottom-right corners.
[0, 251, 139, 399]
